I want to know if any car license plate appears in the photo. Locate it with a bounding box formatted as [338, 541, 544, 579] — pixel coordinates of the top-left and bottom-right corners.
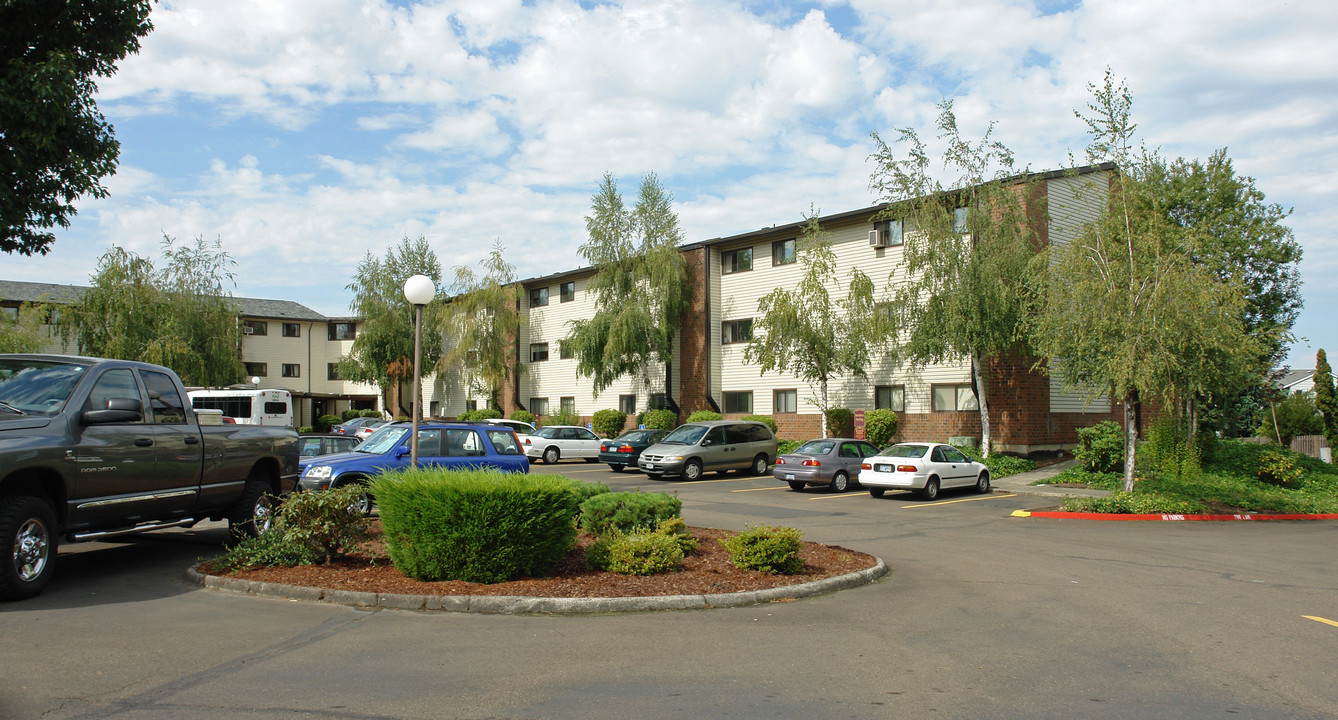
[785, 473, 795, 481]
[875, 464, 891, 472]
[646, 463, 657, 470]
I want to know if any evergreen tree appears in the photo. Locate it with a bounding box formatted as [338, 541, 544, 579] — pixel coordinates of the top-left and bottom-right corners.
[1313, 349, 1337, 450]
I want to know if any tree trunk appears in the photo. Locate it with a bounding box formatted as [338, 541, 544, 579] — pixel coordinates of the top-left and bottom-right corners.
[972, 353, 991, 457]
[1123, 392, 1138, 493]
[819, 377, 830, 439]
[1187, 396, 1199, 449]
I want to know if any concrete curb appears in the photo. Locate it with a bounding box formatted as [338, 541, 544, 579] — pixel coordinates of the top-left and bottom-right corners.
[184, 558, 888, 615]
[1012, 510, 1338, 522]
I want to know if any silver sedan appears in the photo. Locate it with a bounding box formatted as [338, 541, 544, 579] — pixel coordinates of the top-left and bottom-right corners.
[773, 438, 882, 492]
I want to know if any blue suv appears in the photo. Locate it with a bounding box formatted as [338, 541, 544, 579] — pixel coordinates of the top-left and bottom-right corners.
[298, 422, 529, 513]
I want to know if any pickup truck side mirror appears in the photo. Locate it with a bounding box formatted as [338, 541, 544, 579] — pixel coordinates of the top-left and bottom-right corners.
[82, 397, 143, 425]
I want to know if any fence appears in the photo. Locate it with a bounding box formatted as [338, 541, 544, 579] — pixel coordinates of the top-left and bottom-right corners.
[1291, 435, 1330, 461]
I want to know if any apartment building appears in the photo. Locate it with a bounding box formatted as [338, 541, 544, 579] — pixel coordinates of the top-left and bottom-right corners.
[0, 280, 381, 427]
[504, 164, 1120, 452]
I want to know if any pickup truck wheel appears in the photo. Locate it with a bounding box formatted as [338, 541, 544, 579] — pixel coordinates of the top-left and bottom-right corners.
[228, 479, 276, 538]
[0, 496, 58, 601]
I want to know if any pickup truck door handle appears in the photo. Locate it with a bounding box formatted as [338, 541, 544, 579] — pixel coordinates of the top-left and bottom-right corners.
[134, 437, 153, 447]
[184, 436, 199, 445]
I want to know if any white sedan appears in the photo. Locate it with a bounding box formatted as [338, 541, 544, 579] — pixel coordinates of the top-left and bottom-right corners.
[859, 442, 990, 500]
[523, 425, 602, 464]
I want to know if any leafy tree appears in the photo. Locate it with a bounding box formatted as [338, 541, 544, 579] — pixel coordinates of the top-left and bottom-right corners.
[1256, 391, 1323, 448]
[563, 173, 688, 399]
[742, 209, 886, 438]
[868, 100, 1040, 456]
[1313, 349, 1337, 449]
[58, 235, 245, 385]
[1034, 71, 1257, 491]
[1, 0, 153, 255]
[338, 236, 442, 416]
[0, 303, 49, 353]
[441, 241, 523, 410]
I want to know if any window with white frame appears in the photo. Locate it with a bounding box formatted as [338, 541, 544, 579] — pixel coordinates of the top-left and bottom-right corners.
[931, 384, 978, 412]
[875, 385, 905, 412]
[529, 343, 549, 362]
[773, 389, 797, 414]
[722, 247, 752, 274]
[722, 318, 752, 344]
[723, 391, 753, 414]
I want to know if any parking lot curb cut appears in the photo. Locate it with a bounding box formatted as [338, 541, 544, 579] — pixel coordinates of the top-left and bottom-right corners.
[1018, 511, 1338, 522]
[184, 558, 888, 615]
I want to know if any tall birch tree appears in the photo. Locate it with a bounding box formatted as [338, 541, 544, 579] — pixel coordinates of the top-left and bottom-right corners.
[441, 242, 523, 410]
[868, 100, 1040, 456]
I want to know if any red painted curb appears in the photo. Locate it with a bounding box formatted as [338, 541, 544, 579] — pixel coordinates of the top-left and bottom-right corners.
[1025, 511, 1338, 522]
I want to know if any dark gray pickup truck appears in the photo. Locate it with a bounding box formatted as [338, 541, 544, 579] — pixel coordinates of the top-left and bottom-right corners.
[0, 354, 300, 600]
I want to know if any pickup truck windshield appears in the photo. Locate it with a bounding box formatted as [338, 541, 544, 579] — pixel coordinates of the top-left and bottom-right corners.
[0, 359, 86, 416]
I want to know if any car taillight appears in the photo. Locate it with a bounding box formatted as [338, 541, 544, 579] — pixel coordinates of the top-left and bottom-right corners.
[524, 438, 532, 445]
[861, 462, 871, 470]
[619, 445, 634, 453]
[802, 459, 820, 467]
[776, 457, 787, 465]
[897, 464, 918, 473]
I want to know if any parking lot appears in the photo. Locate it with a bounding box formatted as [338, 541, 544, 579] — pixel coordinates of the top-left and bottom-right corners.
[3, 460, 1337, 719]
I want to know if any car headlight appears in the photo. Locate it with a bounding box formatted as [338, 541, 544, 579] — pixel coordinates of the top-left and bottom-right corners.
[662, 455, 682, 462]
[304, 466, 333, 479]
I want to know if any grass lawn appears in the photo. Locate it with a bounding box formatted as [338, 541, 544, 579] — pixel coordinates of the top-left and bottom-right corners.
[1036, 438, 1338, 514]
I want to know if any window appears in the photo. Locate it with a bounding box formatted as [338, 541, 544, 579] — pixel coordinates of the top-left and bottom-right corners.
[429, 401, 440, 417]
[263, 401, 287, 414]
[932, 384, 979, 412]
[560, 281, 575, 303]
[650, 393, 668, 410]
[243, 320, 267, 336]
[954, 207, 969, 233]
[723, 391, 753, 414]
[141, 370, 186, 425]
[559, 343, 573, 360]
[328, 322, 356, 341]
[487, 429, 522, 455]
[529, 287, 549, 307]
[281, 364, 300, 378]
[619, 394, 636, 414]
[466, 399, 477, 412]
[1, 306, 16, 320]
[444, 429, 485, 456]
[282, 323, 301, 338]
[560, 396, 575, 416]
[772, 239, 795, 266]
[529, 343, 549, 363]
[327, 363, 340, 381]
[773, 389, 797, 414]
[875, 385, 905, 412]
[244, 362, 267, 378]
[722, 247, 752, 274]
[722, 318, 752, 344]
[875, 219, 905, 246]
[529, 398, 549, 416]
[86, 369, 141, 416]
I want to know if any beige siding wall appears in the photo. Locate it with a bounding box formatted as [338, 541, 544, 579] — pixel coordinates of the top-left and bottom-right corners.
[1045, 173, 1112, 413]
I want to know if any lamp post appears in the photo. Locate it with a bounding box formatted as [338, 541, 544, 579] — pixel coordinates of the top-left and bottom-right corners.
[403, 274, 436, 466]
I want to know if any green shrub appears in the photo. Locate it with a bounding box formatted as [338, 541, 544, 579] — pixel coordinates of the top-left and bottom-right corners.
[547, 477, 611, 525]
[359, 409, 382, 418]
[475, 408, 502, 420]
[298, 425, 314, 433]
[864, 409, 898, 447]
[341, 409, 360, 421]
[548, 411, 581, 427]
[601, 530, 685, 575]
[1257, 449, 1305, 487]
[370, 468, 579, 583]
[825, 408, 854, 437]
[277, 484, 374, 564]
[722, 524, 805, 574]
[457, 409, 481, 421]
[511, 409, 535, 425]
[949, 444, 1037, 479]
[777, 439, 801, 455]
[1075, 421, 1124, 473]
[579, 491, 682, 538]
[687, 410, 722, 423]
[742, 414, 778, 433]
[640, 409, 677, 431]
[592, 409, 627, 438]
[1062, 492, 1206, 515]
[215, 527, 321, 572]
[1144, 415, 1201, 480]
[316, 414, 341, 432]
[656, 516, 699, 555]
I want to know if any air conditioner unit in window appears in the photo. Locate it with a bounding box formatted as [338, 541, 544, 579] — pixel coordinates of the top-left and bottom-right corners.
[868, 229, 887, 248]
[243, 327, 254, 335]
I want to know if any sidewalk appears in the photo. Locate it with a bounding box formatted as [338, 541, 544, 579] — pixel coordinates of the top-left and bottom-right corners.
[991, 459, 1113, 499]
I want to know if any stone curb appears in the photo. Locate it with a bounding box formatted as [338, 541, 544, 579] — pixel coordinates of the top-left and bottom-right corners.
[184, 558, 888, 615]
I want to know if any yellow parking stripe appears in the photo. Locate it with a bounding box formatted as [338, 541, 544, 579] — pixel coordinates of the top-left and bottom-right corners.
[808, 492, 873, 501]
[903, 493, 1016, 508]
[731, 486, 791, 493]
[1305, 615, 1338, 629]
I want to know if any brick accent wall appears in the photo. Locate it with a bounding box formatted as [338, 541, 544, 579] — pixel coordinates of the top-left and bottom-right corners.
[677, 246, 710, 420]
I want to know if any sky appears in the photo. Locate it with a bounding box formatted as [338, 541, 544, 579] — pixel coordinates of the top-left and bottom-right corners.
[4, 0, 1335, 368]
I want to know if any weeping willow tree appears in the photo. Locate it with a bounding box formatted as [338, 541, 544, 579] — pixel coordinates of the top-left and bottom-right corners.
[58, 235, 245, 386]
[868, 100, 1042, 457]
[440, 241, 524, 410]
[562, 172, 688, 400]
